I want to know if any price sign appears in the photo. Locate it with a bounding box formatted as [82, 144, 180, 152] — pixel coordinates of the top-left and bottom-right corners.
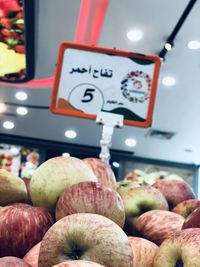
[50, 42, 161, 127]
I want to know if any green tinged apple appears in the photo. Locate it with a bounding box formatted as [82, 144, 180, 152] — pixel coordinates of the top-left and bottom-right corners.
[29, 156, 97, 212]
[153, 228, 200, 267]
[118, 185, 169, 219]
[38, 213, 133, 267]
[0, 169, 28, 205]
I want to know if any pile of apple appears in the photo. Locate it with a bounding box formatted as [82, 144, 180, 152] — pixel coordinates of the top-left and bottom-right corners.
[0, 156, 200, 267]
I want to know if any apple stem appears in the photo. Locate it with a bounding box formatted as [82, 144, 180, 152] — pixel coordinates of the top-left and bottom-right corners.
[66, 244, 83, 260]
[175, 258, 183, 267]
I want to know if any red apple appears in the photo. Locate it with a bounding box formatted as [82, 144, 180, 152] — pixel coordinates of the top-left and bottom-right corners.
[56, 181, 125, 228]
[23, 242, 41, 267]
[52, 260, 104, 266]
[82, 158, 117, 190]
[29, 156, 97, 212]
[0, 203, 54, 258]
[152, 179, 196, 209]
[172, 199, 200, 218]
[182, 206, 200, 229]
[134, 210, 184, 245]
[153, 228, 200, 267]
[128, 236, 159, 267]
[0, 256, 31, 266]
[38, 213, 133, 267]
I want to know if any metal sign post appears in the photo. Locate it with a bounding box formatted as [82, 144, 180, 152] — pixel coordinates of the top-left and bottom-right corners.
[96, 111, 124, 164]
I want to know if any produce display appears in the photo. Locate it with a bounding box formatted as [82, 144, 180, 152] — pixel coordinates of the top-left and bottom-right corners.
[0, 155, 199, 267]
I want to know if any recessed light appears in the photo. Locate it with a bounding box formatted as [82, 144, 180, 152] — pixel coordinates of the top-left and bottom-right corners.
[164, 43, 172, 51]
[15, 91, 28, 101]
[125, 138, 137, 147]
[0, 103, 6, 113]
[62, 152, 70, 157]
[127, 29, 143, 41]
[187, 40, 200, 49]
[112, 161, 120, 168]
[3, 121, 15, 129]
[16, 107, 28, 115]
[162, 76, 176, 86]
[65, 130, 77, 139]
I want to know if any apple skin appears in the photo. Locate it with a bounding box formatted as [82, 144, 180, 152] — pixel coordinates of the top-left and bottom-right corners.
[0, 256, 31, 266]
[128, 236, 158, 267]
[23, 242, 41, 267]
[82, 158, 117, 190]
[52, 260, 104, 266]
[56, 181, 125, 228]
[172, 199, 200, 218]
[29, 156, 97, 212]
[0, 203, 54, 258]
[153, 228, 200, 267]
[182, 206, 200, 229]
[152, 179, 196, 209]
[0, 169, 28, 206]
[38, 213, 133, 267]
[134, 210, 184, 245]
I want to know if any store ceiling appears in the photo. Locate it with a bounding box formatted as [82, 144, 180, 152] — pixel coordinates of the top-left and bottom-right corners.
[0, 0, 200, 165]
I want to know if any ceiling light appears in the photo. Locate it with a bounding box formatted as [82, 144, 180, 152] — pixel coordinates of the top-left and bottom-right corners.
[165, 43, 172, 51]
[187, 40, 200, 49]
[127, 29, 143, 41]
[112, 161, 120, 168]
[16, 107, 28, 115]
[15, 91, 28, 101]
[65, 130, 77, 139]
[162, 76, 176, 86]
[0, 103, 6, 113]
[62, 152, 70, 157]
[3, 121, 15, 129]
[125, 138, 137, 147]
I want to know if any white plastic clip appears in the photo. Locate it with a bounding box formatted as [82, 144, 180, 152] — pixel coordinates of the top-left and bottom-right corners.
[96, 111, 124, 164]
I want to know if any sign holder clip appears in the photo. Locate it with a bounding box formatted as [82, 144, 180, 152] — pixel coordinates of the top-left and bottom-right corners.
[96, 111, 124, 164]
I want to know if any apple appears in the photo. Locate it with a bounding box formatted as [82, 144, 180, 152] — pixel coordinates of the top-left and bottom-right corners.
[0, 203, 54, 258]
[172, 199, 200, 218]
[29, 156, 97, 212]
[0, 169, 28, 206]
[82, 158, 117, 190]
[153, 228, 200, 267]
[128, 236, 158, 267]
[163, 174, 184, 181]
[134, 210, 184, 245]
[182, 206, 200, 229]
[56, 181, 125, 228]
[152, 179, 196, 209]
[117, 185, 169, 219]
[117, 180, 140, 196]
[23, 242, 41, 267]
[38, 213, 133, 267]
[52, 260, 104, 266]
[123, 169, 145, 182]
[0, 256, 31, 266]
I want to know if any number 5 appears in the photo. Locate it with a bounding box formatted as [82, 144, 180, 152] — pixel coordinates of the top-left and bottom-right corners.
[81, 88, 95, 103]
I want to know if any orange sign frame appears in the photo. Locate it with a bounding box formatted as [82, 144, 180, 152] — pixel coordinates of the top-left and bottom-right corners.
[50, 42, 161, 128]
